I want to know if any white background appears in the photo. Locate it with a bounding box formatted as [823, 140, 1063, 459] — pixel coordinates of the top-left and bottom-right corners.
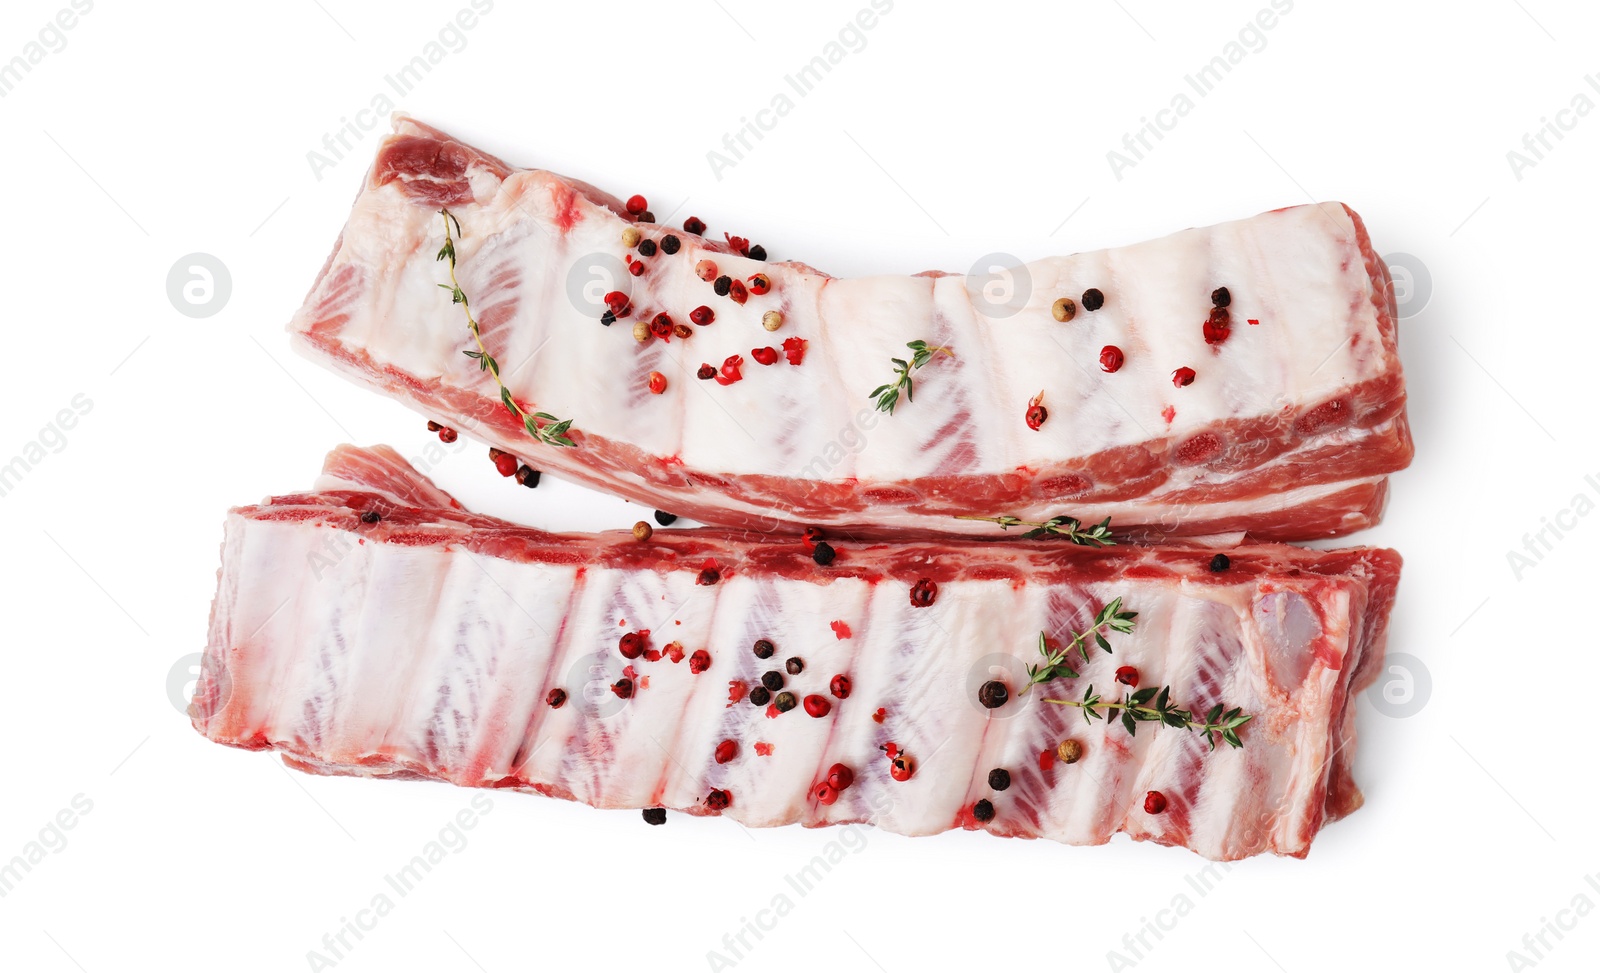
[1, 1, 1595, 970]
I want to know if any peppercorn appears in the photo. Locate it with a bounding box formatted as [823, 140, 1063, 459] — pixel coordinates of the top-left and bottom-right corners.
[638, 238, 658, 257]
[812, 542, 836, 566]
[438, 427, 458, 443]
[749, 686, 772, 707]
[1212, 286, 1231, 308]
[1099, 345, 1125, 373]
[1082, 288, 1105, 311]
[515, 466, 541, 488]
[697, 567, 720, 585]
[826, 763, 854, 791]
[978, 680, 1009, 709]
[785, 657, 804, 675]
[360, 510, 381, 524]
[829, 674, 852, 699]
[628, 261, 645, 277]
[633, 321, 651, 342]
[988, 768, 1011, 791]
[802, 527, 824, 551]
[493, 452, 519, 477]
[728, 279, 748, 304]
[546, 688, 567, 708]
[626, 194, 648, 215]
[621, 227, 642, 248]
[889, 755, 915, 781]
[1203, 307, 1231, 345]
[751, 346, 779, 365]
[642, 807, 667, 825]
[637, 210, 654, 223]
[655, 511, 678, 526]
[1026, 399, 1048, 431]
[427, 420, 441, 432]
[697, 363, 716, 380]
[814, 781, 839, 805]
[761, 670, 784, 692]
[1144, 790, 1168, 814]
[690, 305, 715, 326]
[803, 694, 831, 718]
[774, 691, 797, 713]
[695, 259, 718, 281]
[690, 649, 712, 674]
[705, 788, 731, 811]
[648, 371, 668, 395]
[1115, 665, 1139, 686]
[633, 521, 653, 541]
[747, 273, 771, 295]
[1051, 297, 1077, 322]
[1057, 739, 1084, 764]
[1210, 553, 1231, 572]
[1172, 366, 1196, 387]
[761, 310, 783, 332]
[748, 244, 767, 261]
[713, 275, 732, 297]
[600, 310, 616, 326]
[714, 739, 738, 764]
[684, 216, 707, 235]
[673, 323, 693, 339]
[973, 799, 995, 823]
[753, 638, 775, 659]
[611, 678, 634, 699]
[619, 632, 645, 659]
[661, 234, 681, 255]
[909, 578, 937, 607]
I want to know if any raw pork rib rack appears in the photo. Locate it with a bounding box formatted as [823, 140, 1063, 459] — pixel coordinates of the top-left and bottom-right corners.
[191, 446, 1401, 861]
[288, 115, 1412, 542]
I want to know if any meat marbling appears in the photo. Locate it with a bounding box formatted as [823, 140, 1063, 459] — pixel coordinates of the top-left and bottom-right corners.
[287, 115, 1413, 542]
[190, 445, 1402, 860]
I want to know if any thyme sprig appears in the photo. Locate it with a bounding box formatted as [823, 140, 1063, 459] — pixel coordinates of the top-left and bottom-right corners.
[1043, 685, 1254, 750]
[437, 209, 575, 448]
[956, 514, 1116, 546]
[869, 340, 953, 414]
[1021, 597, 1138, 691]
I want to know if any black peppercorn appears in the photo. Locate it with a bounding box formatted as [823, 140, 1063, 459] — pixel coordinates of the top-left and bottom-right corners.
[642, 807, 667, 826]
[774, 691, 797, 713]
[762, 671, 785, 693]
[748, 244, 767, 261]
[600, 309, 616, 326]
[360, 510, 381, 524]
[515, 467, 541, 489]
[988, 768, 1011, 791]
[1082, 288, 1105, 311]
[753, 638, 775, 659]
[661, 234, 681, 255]
[1209, 553, 1231, 572]
[684, 216, 707, 235]
[697, 363, 716, 380]
[812, 542, 836, 566]
[978, 680, 1009, 709]
[749, 686, 772, 707]
[638, 238, 658, 257]
[1212, 286, 1231, 308]
[637, 210, 654, 223]
[654, 511, 679, 526]
[713, 275, 732, 297]
[973, 799, 995, 823]
[546, 688, 567, 708]
[785, 657, 804, 675]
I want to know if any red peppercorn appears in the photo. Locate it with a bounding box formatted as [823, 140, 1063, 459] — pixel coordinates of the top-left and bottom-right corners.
[1144, 790, 1168, 814]
[546, 688, 567, 708]
[803, 694, 831, 718]
[909, 578, 937, 608]
[697, 567, 721, 585]
[803, 527, 824, 552]
[628, 261, 645, 277]
[438, 427, 458, 443]
[714, 355, 744, 386]
[689, 649, 712, 674]
[1172, 366, 1196, 387]
[751, 346, 779, 366]
[725, 233, 750, 256]
[1100, 345, 1125, 373]
[1203, 306, 1231, 345]
[695, 259, 718, 281]
[690, 305, 715, 326]
[890, 756, 915, 782]
[648, 371, 667, 394]
[493, 452, 519, 477]
[1025, 391, 1047, 431]
[714, 739, 738, 764]
[705, 788, 731, 811]
[829, 674, 852, 699]
[1115, 665, 1139, 686]
[625, 194, 648, 215]
[882, 742, 899, 760]
[684, 216, 707, 236]
[604, 290, 628, 310]
[747, 273, 771, 295]
[814, 781, 839, 806]
[426, 420, 441, 432]
[728, 279, 749, 304]
[697, 363, 716, 380]
[649, 317, 672, 340]
[782, 337, 807, 366]
[826, 763, 854, 791]
[611, 678, 634, 699]
[619, 631, 646, 659]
